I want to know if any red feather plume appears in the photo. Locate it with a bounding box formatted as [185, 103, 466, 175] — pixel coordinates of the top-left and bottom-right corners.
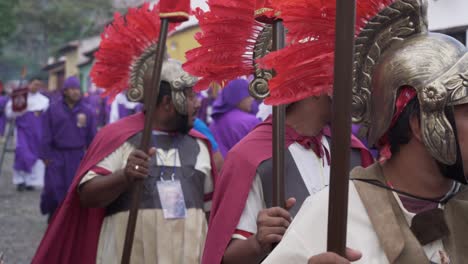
[183, 0, 264, 91]
[259, 0, 395, 105]
[91, 3, 178, 99]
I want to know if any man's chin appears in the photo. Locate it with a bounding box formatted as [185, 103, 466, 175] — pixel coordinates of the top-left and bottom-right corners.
[178, 121, 192, 134]
[179, 125, 192, 134]
[174, 113, 193, 134]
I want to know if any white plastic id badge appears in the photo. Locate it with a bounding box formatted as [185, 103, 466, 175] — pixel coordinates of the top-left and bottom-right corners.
[157, 180, 187, 219]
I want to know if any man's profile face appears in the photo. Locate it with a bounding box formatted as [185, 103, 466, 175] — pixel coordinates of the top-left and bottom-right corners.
[237, 96, 255, 113]
[184, 87, 201, 128]
[64, 88, 82, 104]
[28, 80, 42, 93]
[303, 94, 332, 124]
[169, 87, 200, 134]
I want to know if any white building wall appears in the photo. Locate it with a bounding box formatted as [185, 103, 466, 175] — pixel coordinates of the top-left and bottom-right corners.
[428, 0, 468, 31]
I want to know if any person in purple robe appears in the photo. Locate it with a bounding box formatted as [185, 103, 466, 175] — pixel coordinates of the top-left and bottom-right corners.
[0, 93, 9, 137]
[0, 80, 8, 136]
[209, 78, 261, 158]
[102, 95, 111, 126]
[108, 91, 143, 123]
[84, 89, 107, 128]
[39, 76, 97, 219]
[41, 87, 61, 105]
[197, 88, 216, 125]
[6, 77, 50, 191]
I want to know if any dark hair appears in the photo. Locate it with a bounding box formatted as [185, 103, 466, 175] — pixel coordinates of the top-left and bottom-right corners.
[156, 81, 172, 106]
[388, 96, 420, 155]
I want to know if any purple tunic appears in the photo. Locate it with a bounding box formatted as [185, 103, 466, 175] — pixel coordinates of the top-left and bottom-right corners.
[103, 96, 111, 125]
[40, 98, 97, 215]
[118, 102, 143, 119]
[14, 111, 44, 173]
[210, 109, 260, 157]
[41, 89, 61, 105]
[84, 92, 107, 127]
[197, 95, 214, 125]
[108, 93, 143, 124]
[209, 79, 260, 157]
[0, 95, 9, 136]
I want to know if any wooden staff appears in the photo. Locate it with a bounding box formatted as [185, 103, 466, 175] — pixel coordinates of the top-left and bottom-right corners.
[120, 17, 170, 264]
[271, 21, 286, 207]
[326, 0, 357, 257]
[254, 3, 287, 208]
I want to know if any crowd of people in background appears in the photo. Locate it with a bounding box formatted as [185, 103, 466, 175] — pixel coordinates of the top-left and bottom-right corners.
[0, 74, 377, 219]
[4, 75, 374, 222]
[5, 0, 464, 263]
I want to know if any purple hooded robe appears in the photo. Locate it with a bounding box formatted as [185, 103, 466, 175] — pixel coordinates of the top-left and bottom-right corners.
[40, 77, 97, 215]
[209, 79, 260, 157]
[108, 92, 143, 123]
[84, 90, 107, 127]
[0, 95, 9, 136]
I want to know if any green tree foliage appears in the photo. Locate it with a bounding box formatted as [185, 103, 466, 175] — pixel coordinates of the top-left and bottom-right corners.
[0, 0, 17, 48]
[0, 0, 117, 81]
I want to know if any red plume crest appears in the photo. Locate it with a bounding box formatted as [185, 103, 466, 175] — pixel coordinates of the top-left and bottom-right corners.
[183, 0, 264, 91]
[260, 0, 395, 105]
[91, 3, 178, 99]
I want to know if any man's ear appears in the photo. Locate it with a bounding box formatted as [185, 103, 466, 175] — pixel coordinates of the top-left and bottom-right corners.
[409, 113, 423, 142]
[162, 95, 174, 113]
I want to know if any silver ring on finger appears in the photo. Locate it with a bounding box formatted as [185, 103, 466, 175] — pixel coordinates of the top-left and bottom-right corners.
[135, 165, 139, 171]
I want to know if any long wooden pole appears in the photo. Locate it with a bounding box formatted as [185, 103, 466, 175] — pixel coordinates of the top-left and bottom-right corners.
[271, 20, 286, 208]
[326, 0, 356, 256]
[120, 18, 170, 264]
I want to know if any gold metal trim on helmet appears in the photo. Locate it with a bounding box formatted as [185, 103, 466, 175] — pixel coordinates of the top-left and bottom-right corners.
[169, 65, 198, 115]
[129, 44, 159, 102]
[129, 45, 197, 115]
[249, 24, 274, 99]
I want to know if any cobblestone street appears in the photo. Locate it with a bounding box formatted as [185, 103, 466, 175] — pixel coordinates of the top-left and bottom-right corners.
[0, 146, 47, 264]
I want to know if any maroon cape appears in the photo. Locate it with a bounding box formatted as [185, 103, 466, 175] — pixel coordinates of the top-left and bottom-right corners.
[202, 119, 373, 264]
[32, 113, 217, 264]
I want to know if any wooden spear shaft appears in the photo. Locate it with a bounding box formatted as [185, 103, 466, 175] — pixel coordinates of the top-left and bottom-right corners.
[121, 18, 170, 264]
[326, 0, 356, 256]
[272, 20, 286, 208]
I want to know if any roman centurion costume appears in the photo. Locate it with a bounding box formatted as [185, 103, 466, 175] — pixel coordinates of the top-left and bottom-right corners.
[183, 1, 373, 263]
[349, 0, 468, 261]
[32, 3, 217, 264]
[259, 0, 468, 263]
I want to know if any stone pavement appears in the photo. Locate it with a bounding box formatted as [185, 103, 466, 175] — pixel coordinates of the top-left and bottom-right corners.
[0, 151, 47, 264]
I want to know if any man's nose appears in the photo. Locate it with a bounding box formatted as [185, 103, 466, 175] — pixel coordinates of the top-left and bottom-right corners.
[194, 98, 201, 109]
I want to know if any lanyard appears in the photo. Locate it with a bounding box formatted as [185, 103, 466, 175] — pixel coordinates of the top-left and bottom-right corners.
[153, 135, 178, 182]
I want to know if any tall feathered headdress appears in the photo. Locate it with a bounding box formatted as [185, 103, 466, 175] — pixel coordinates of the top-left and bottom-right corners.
[90, 2, 179, 101]
[258, 0, 395, 105]
[183, 0, 395, 105]
[183, 0, 263, 92]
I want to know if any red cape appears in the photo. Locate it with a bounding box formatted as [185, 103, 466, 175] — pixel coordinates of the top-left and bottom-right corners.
[32, 113, 217, 264]
[202, 119, 373, 264]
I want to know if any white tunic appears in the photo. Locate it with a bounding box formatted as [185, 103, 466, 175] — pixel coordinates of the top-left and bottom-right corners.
[234, 139, 331, 239]
[79, 131, 213, 264]
[263, 182, 448, 264]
